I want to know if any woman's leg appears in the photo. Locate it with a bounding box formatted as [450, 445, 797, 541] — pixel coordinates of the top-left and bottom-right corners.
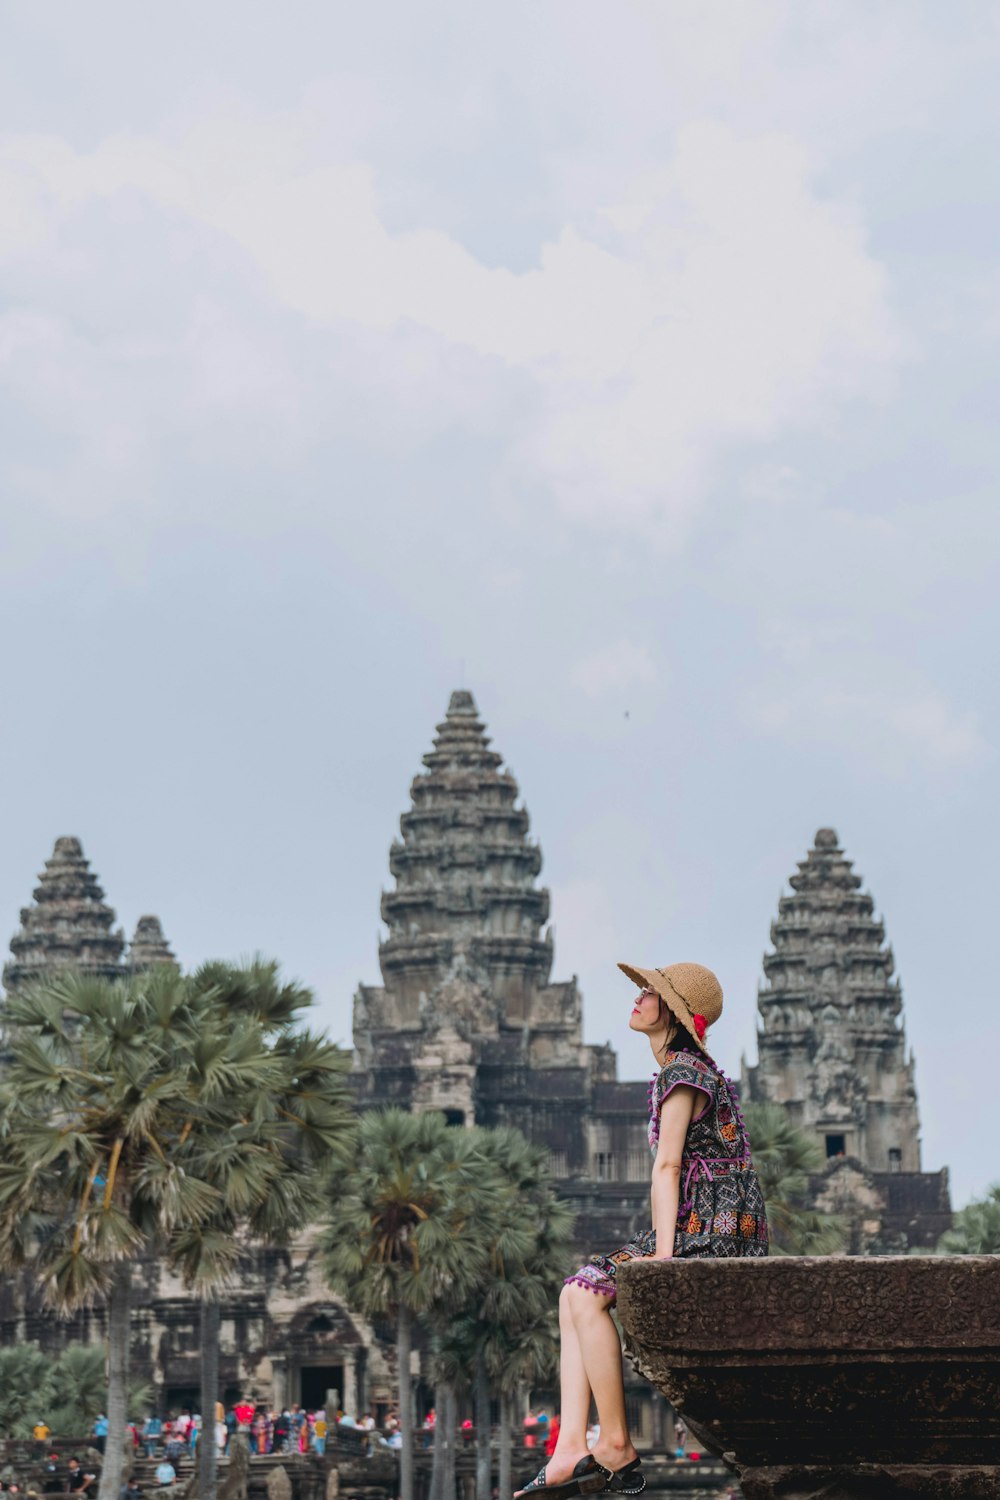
[563, 1285, 636, 1474]
[514, 1286, 594, 1493]
[551, 1284, 594, 1459]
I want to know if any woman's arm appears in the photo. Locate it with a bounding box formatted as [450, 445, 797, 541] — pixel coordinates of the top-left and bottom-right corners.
[649, 1084, 700, 1258]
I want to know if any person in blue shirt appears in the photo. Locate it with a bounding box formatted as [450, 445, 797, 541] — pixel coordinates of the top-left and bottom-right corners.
[92, 1417, 109, 1455]
[142, 1416, 163, 1458]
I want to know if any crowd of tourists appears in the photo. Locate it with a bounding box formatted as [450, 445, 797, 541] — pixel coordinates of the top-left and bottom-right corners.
[136, 1403, 391, 1468]
[0, 1404, 398, 1499]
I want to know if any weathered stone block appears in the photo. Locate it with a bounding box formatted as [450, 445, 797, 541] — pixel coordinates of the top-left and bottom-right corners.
[617, 1256, 1000, 1499]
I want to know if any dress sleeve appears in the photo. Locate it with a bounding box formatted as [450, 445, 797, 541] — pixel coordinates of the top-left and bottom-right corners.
[653, 1053, 716, 1124]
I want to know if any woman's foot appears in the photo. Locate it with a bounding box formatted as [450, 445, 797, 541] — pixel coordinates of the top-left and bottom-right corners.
[592, 1442, 640, 1476]
[513, 1451, 599, 1498]
[591, 1444, 643, 1496]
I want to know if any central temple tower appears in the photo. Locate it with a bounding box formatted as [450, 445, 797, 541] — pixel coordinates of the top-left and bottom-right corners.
[352, 690, 652, 1226]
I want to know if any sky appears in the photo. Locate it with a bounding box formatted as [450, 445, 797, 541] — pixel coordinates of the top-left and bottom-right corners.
[0, 1, 997, 1207]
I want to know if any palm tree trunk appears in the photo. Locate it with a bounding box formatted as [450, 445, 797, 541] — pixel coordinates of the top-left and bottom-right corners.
[96, 1263, 131, 1500]
[475, 1353, 491, 1500]
[443, 1385, 457, 1500]
[199, 1299, 220, 1500]
[398, 1303, 414, 1500]
[498, 1391, 512, 1500]
[429, 1383, 444, 1500]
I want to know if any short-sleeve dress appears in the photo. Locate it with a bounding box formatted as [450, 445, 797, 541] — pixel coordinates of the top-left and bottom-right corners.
[565, 1048, 768, 1300]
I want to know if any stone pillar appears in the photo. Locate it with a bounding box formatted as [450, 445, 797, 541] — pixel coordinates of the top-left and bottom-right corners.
[342, 1357, 357, 1419]
[271, 1356, 288, 1411]
[617, 1257, 1000, 1499]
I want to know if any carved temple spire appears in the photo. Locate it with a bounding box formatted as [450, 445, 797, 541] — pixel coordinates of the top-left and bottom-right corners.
[378, 688, 553, 999]
[3, 836, 125, 995]
[743, 828, 922, 1173]
[126, 915, 178, 974]
[353, 690, 586, 1113]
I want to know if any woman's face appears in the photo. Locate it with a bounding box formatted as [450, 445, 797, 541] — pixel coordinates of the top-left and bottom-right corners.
[628, 986, 666, 1034]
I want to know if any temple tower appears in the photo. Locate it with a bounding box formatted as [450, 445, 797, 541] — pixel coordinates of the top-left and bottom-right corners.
[352, 689, 651, 1226]
[377, 689, 555, 1017]
[743, 828, 951, 1249]
[126, 915, 178, 974]
[2, 836, 125, 996]
[743, 828, 921, 1172]
[353, 690, 592, 1126]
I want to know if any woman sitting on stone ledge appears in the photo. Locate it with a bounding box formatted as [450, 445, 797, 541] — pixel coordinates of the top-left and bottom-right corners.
[515, 962, 768, 1500]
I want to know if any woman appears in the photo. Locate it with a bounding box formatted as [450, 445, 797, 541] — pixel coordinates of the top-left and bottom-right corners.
[517, 962, 767, 1500]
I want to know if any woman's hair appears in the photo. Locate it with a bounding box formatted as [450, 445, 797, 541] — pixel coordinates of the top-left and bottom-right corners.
[655, 1003, 700, 1062]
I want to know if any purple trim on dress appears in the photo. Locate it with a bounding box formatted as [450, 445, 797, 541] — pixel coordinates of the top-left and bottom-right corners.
[658, 1077, 713, 1125]
[563, 1272, 616, 1300]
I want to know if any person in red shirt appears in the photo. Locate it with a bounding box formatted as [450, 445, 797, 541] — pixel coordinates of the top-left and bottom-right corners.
[233, 1402, 255, 1430]
[545, 1415, 561, 1458]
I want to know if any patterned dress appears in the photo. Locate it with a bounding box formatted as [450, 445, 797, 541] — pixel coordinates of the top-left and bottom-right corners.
[565, 1048, 768, 1300]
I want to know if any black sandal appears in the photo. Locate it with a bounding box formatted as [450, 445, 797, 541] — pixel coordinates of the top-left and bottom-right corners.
[516, 1455, 606, 1500]
[596, 1459, 645, 1496]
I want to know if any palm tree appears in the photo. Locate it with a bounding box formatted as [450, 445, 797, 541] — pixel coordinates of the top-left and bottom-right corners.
[0, 1341, 152, 1441]
[0, 963, 351, 1500]
[169, 966, 354, 1500]
[321, 1111, 501, 1500]
[743, 1102, 845, 1254]
[0, 967, 220, 1500]
[939, 1185, 1000, 1253]
[0, 1344, 55, 1437]
[434, 1128, 574, 1500]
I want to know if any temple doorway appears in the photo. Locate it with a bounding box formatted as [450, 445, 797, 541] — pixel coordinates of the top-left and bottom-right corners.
[300, 1364, 344, 1411]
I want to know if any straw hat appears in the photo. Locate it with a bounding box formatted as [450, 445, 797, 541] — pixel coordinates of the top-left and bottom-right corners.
[618, 960, 723, 1052]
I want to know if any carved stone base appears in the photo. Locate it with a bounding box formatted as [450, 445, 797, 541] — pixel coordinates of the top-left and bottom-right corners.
[616, 1258, 1000, 1499]
[739, 1464, 1000, 1499]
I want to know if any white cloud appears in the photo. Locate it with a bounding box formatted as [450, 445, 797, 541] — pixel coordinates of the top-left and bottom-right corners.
[0, 110, 903, 543]
[748, 684, 988, 771]
[572, 641, 658, 698]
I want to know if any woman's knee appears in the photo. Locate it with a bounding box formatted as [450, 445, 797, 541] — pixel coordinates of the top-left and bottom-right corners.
[562, 1280, 611, 1319]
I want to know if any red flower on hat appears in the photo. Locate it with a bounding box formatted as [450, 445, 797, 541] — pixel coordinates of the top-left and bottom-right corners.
[692, 1013, 707, 1041]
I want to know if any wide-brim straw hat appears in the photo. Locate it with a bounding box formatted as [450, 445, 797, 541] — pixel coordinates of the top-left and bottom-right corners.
[618, 960, 723, 1052]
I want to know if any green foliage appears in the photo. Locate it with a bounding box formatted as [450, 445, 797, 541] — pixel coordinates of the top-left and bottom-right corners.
[939, 1185, 1000, 1254]
[321, 1109, 498, 1320]
[323, 1110, 575, 1432]
[0, 1343, 150, 1438]
[0, 960, 355, 1306]
[0, 1344, 53, 1438]
[743, 1102, 845, 1255]
[434, 1126, 575, 1393]
[47, 1344, 107, 1438]
[0, 958, 356, 1500]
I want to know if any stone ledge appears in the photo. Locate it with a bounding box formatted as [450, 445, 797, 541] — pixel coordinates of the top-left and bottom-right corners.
[616, 1257, 1000, 1498]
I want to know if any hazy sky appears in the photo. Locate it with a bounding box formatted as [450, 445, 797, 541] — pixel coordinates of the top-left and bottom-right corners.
[1, 2, 997, 1207]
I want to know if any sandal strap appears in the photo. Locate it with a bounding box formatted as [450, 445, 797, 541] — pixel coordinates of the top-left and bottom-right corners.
[597, 1461, 646, 1495]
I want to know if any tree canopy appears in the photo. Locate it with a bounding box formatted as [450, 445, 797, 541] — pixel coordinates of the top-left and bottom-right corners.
[0, 960, 354, 1500]
[743, 1101, 845, 1255]
[939, 1184, 1000, 1254]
